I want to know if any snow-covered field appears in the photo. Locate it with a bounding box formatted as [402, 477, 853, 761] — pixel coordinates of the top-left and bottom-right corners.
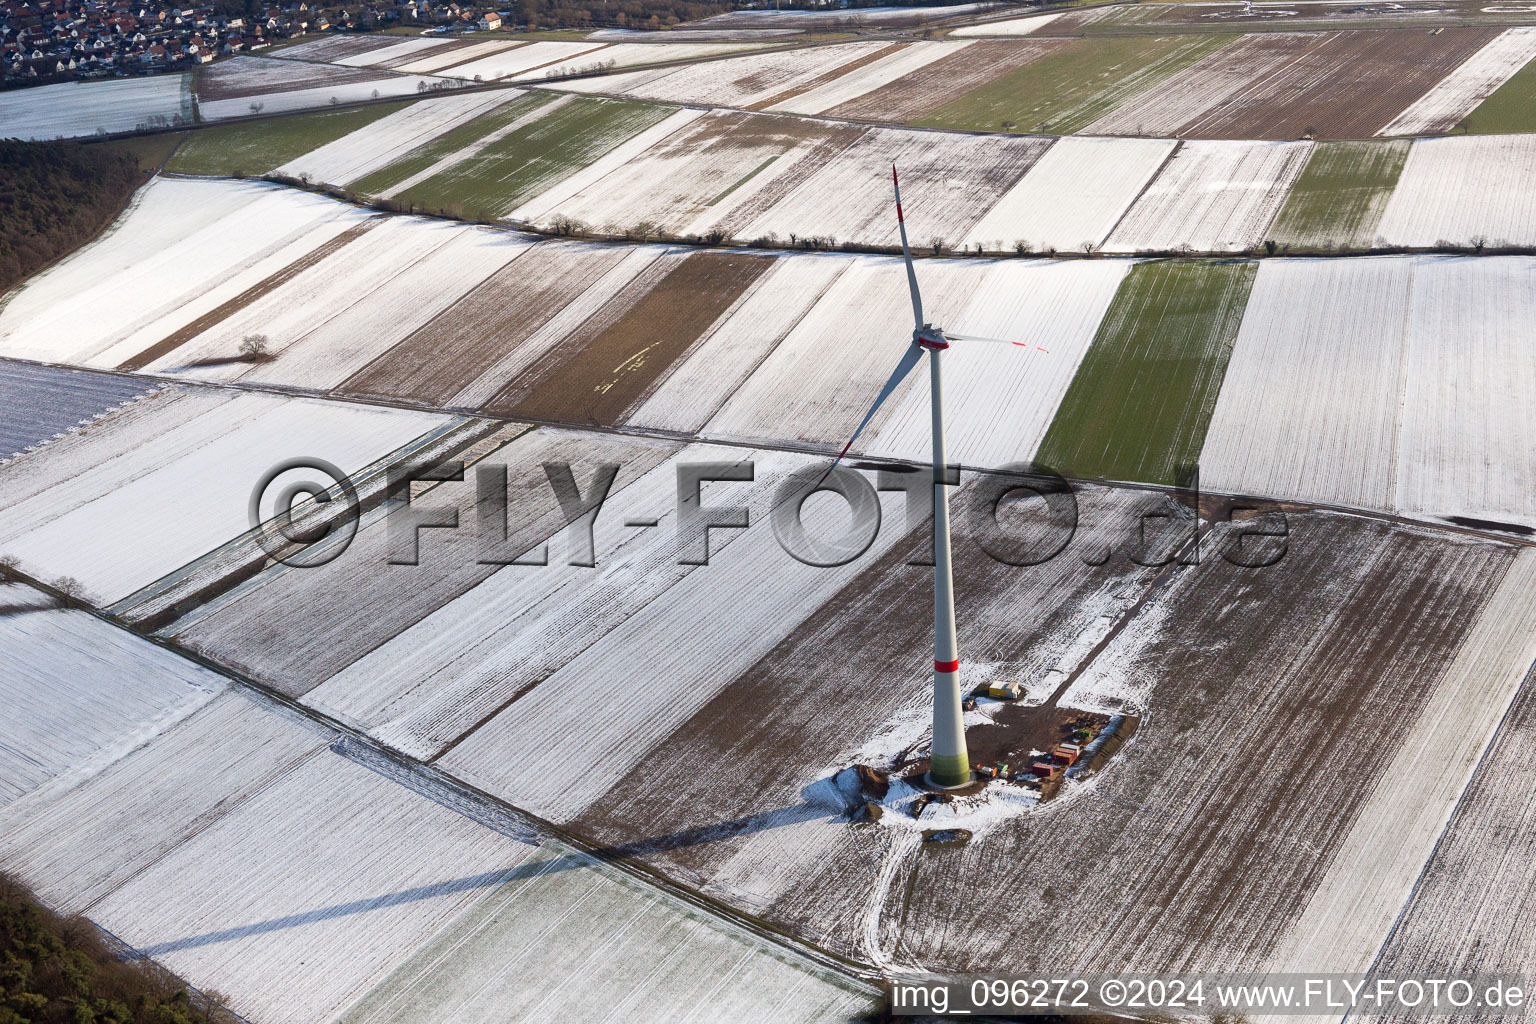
[765, 40, 970, 115]
[0, 74, 190, 139]
[1396, 255, 1536, 527]
[1375, 133, 1536, 246]
[961, 136, 1177, 252]
[1200, 257, 1414, 512]
[950, 11, 1064, 35]
[705, 254, 983, 447]
[242, 225, 532, 390]
[274, 89, 528, 184]
[436, 40, 608, 81]
[0, 581, 224, 807]
[868, 258, 1131, 467]
[1264, 548, 1536, 978]
[340, 837, 874, 1024]
[436, 447, 917, 821]
[1379, 26, 1536, 135]
[0, 387, 450, 604]
[627, 254, 841, 434]
[302, 439, 756, 759]
[1201, 254, 1536, 529]
[88, 750, 533, 1024]
[1105, 139, 1312, 252]
[506, 107, 704, 223]
[738, 126, 1050, 247]
[565, 42, 892, 107]
[0, 690, 326, 911]
[198, 68, 448, 121]
[0, 178, 363, 366]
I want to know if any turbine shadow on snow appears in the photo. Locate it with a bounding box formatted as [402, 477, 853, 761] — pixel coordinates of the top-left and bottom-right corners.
[136, 791, 847, 956]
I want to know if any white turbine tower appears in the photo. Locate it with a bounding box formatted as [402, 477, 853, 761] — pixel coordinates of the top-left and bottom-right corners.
[825, 166, 1034, 789]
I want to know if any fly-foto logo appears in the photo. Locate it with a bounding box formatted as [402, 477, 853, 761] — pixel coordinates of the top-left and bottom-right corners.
[247, 458, 1288, 572]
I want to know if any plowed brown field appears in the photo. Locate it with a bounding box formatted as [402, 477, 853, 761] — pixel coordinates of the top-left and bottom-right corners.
[1180, 28, 1500, 139]
[490, 250, 775, 426]
[340, 241, 630, 407]
[570, 506, 1516, 971]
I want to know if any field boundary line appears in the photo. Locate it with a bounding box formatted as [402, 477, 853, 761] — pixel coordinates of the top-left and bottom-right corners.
[3, 351, 1533, 553]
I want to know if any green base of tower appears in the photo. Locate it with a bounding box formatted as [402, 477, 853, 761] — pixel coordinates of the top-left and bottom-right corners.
[926, 752, 972, 789]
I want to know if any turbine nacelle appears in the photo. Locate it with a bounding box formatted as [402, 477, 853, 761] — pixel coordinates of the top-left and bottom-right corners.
[915, 326, 949, 350]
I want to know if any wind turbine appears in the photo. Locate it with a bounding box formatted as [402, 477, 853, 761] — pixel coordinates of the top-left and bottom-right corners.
[825, 166, 1033, 789]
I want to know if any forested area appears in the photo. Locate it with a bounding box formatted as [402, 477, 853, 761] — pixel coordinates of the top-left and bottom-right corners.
[0, 139, 149, 297]
[0, 875, 228, 1024]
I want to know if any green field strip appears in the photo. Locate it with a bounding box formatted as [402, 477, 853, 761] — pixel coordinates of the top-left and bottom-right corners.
[1267, 140, 1410, 249]
[707, 155, 781, 207]
[389, 95, 677, 220]
[347, 90, 558, 195]
[916, 32, 1236, 134]
[1460, 52, 1536, 133]
[165, 101, 412, 176]
[1035, 260, 1256, 487]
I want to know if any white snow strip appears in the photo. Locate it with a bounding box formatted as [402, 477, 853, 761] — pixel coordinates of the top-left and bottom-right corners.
[274, 88, 526, 186]
[1104, 139, 1312, 252]
[766, 40, 972, 115]
[1379, 27, 1536, 136]
[951, 12, 1064, 36]
[1375, 133, 1536, 247]
[962, 136, 1177, 252]
[1199, 257, 1414, 513]
[868, 258, 1132, 469]
[1264, 548, 1536, 978]
[506, 106, 706, 222]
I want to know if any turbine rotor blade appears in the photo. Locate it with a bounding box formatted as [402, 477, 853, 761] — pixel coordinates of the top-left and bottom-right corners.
[819, 343, 924, 485]
[892, 165, 924, 331]
[945, 332, 1034, 347]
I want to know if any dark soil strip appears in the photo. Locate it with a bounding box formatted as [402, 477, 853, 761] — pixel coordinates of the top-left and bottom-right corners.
[490, 249, 775, 426]
[827, 39, 1072, 122]
[1183, 27, 1501, 139]
[338, 241, 631, 406]
[116, 220, 378, 373]
[745, 43, 907, 110]
[195, 62, 397, 103]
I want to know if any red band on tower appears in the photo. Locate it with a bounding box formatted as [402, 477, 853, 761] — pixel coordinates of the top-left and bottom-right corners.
[934, 659, 959, 673]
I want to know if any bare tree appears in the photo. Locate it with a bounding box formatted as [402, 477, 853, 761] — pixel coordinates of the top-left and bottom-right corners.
[238, 334, 270, 361]
[54, 576, 83, 604]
